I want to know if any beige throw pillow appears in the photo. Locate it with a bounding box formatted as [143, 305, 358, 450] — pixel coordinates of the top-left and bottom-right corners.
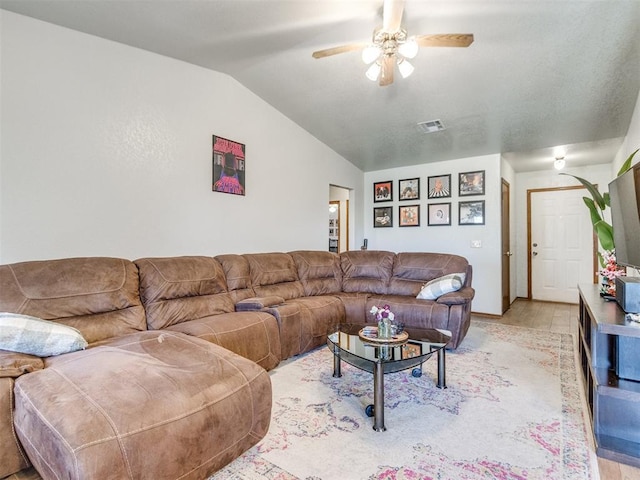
[0, 312, 88, 357]
[417, 273, 466, 300]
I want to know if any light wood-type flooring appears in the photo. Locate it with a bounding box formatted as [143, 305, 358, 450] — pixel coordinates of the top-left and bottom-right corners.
[476, 298, 640, 480]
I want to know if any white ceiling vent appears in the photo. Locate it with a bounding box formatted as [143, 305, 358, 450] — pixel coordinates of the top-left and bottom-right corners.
[417, 119, 445, 133]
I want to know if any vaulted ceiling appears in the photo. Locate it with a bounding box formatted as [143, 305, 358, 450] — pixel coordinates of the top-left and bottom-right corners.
[2, 0, 639, 172]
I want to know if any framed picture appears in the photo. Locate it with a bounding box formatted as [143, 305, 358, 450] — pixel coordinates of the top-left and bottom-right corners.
[401, 342, 422, 359]
[399, 178, 420, 201]
[373, 181, 393, 202]
[427, 202, 451, 226]
[212, 135, 245, 196]
[459, 200, 485, 225]
[459, 170, 485, 196]
[427, 174, 451, 199]
[373, 206, 393, 227]
[399, 205, 420, 227]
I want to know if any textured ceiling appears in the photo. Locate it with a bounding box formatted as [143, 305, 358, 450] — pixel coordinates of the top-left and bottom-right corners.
[2, 0, 639, 172]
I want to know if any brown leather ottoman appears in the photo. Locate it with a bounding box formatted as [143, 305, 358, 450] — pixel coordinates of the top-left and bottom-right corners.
[13, 331, 271, 479]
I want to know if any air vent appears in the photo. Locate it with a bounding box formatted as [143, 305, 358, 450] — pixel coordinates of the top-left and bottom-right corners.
[417, 119, 445, 133]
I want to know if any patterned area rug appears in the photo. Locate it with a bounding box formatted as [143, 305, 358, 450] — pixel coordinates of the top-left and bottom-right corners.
[212, 320, 599, 480]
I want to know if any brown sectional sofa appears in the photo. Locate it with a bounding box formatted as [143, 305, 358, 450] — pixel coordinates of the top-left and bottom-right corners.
[0, 250, 474, 479]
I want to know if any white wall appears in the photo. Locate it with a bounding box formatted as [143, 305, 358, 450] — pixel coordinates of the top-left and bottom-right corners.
[364, 154, 502, 315]
[615, 89, 640, 171]
[0, 11, 364, 263]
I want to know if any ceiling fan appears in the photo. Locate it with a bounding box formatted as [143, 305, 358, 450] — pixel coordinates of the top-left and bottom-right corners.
[312, 0, 473, 86]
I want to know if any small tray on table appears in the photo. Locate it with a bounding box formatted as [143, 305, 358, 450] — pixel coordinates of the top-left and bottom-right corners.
[358, 327, 409, 345]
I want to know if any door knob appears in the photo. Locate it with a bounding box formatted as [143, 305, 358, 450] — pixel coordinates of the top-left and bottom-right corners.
[504, 251, 513, 256]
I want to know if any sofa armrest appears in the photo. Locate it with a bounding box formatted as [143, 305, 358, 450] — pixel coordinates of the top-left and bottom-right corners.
[436, 286, 475, 306]
[0, 350, 44, 378]
[236, 296, 285, 311]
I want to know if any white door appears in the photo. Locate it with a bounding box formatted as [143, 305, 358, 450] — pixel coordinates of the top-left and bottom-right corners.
[530, 187, 594, 303]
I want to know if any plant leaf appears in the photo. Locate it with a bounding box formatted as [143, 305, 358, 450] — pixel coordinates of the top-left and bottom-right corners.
[595, 220, 614, 251]
[561, 173, 605, 210]
[582, 197, 603, 225]
[616, 148, 638, 177]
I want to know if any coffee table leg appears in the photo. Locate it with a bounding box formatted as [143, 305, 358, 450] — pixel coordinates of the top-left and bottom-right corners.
[332, 345, 341, 378]
[436, 347, 447, 389]
[373, 361, 386, 432]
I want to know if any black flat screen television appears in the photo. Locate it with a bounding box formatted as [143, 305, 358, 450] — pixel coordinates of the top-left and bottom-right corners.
[609, 162, 640, 270]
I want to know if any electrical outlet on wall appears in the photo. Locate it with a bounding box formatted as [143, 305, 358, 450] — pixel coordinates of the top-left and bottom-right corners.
[471, 240, 482, 248]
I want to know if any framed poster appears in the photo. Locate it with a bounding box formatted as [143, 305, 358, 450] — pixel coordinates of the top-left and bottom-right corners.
[401, 342, 422, 359]
[459, 200, 485, 225]
[427, 174, 451, 198]
[399, 205, 420, 227]
[373, 181, 393, 202]
[399, 178, 420, 201]
[212, 135, 245, 196]
[427, 203, 451, 226]
[459, 170, 485, 196]
[373, 206, 393, 227]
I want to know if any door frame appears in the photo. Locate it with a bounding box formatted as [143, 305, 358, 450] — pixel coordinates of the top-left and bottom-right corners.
[526, 185, 597, 299]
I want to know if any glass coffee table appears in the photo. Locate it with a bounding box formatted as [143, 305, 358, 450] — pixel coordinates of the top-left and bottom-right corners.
[327, 324, 451, 432]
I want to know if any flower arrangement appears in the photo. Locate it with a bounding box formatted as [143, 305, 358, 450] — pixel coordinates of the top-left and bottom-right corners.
[370, 304, 395, 339]
[599, 250, 625, 296]
[370, 304, 395, 322]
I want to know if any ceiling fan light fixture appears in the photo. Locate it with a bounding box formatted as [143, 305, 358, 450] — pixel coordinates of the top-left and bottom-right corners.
[362, 45, 382, 64]
[398, 38, 419, 59]
[366, 62, 382, 81]
[397, 58, 414, 78]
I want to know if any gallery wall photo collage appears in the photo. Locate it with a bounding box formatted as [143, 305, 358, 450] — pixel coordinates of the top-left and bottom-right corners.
[373, 171, 485, 228]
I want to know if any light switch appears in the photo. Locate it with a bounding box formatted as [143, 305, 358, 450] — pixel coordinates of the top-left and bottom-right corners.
[471, 240, 482, 248]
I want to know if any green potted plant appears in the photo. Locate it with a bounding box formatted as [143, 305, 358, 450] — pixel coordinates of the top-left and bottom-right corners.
[560, 148, 638, 295]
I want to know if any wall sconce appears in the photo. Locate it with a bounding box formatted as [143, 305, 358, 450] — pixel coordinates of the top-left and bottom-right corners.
[554, 157, 566, 170]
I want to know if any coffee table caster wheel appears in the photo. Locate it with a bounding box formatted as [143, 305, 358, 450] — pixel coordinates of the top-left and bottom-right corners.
[365, 404, 374, 417]
[412, 368, 422, 378]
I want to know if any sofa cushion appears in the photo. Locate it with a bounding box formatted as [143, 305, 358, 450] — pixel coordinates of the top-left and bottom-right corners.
[0, 351, 44, 379]
[417, 273, 466, 300]
[244, 253, 304, 300]
[366, 295, 451, 330]
[0, 377, 30, 477]
[0, 313, 87, 357]
[0, 258, 146, 344]
[388, 252, 470, 296]
[166, 311, 281, 371]
[340, 250, 395, 294]
[136, 256, 236, 330]
[289, 250, 342, 295]
[215, 254, 256, 302]
[15, 331, 272, 480]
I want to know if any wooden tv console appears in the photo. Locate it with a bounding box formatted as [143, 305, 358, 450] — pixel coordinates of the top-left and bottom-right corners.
[578, 284, 640, 467]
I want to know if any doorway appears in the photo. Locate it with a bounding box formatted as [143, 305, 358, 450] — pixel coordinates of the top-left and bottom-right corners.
[527, 186, 596, 303]
[329, 185, 351, 253]
[501, 179, 512, 313]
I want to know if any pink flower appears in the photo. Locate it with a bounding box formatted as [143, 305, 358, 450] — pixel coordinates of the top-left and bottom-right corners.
[370, 304, 395, 322]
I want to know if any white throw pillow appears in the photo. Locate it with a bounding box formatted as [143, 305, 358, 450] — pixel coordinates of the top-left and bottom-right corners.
[0, 312, 88, 357]
[417, 273, 466, 300]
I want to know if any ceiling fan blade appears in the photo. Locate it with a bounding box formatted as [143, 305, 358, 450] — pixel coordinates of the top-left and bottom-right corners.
[379, 55, 395, 86]
[415, 34, 474, 48]
[382, 0, 405, 32]
[312, 43, 367, 59]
